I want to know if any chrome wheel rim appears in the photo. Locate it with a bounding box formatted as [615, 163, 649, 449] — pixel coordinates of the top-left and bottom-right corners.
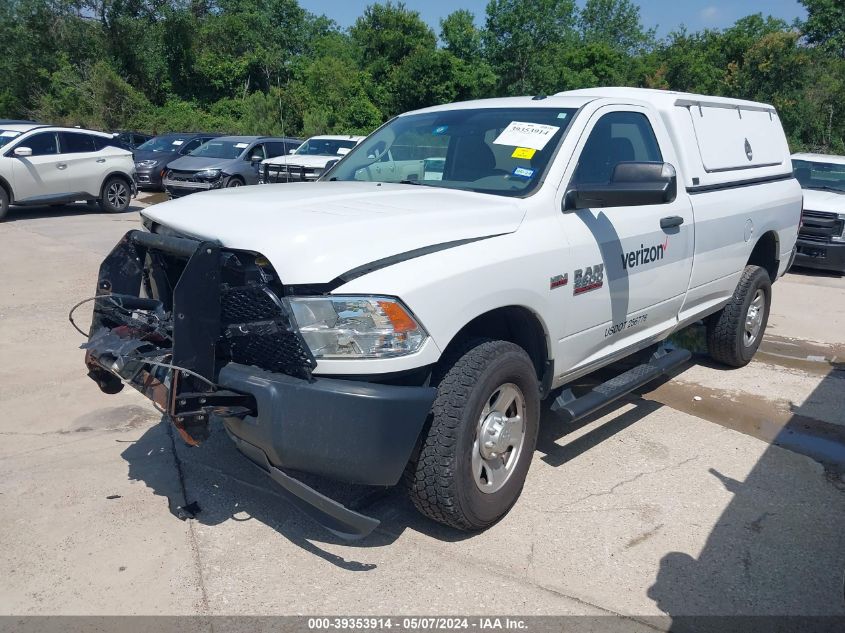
[744, 289, 765, 347]
[107, 182, 128, 208]
[472, 382, 526, 494]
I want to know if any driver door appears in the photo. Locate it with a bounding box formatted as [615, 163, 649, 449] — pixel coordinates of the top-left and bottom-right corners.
[552, 106, 694, 375]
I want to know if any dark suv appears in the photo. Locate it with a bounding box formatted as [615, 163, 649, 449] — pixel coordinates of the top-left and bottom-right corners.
[134, 133, 221, 191]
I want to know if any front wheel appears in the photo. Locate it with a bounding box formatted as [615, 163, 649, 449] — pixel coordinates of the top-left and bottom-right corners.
[225, 176, 244, 188]
[707, 264, 772, 367]
[407, 339, 540, 531]
[0, 187, 8, 221]
[99, 177, 131, 213]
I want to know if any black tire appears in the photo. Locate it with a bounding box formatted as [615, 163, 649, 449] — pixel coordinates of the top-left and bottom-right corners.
[225, 176, 244, 188]
[408, 339, 540, 531]
[0, 187, 8, 221]
[706, 265, 771, 367]
[99, 176, 131, 213]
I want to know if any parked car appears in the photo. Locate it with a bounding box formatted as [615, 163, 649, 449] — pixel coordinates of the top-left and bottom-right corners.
[791, 153, 845, 273]
[134, 133, 221, 191]
[163, 136, 301, 197]
[0, 123, 136, 220]
[80, 88, 799, 539]
[260, 135, 365, 183]
[110, 130, 153, 151]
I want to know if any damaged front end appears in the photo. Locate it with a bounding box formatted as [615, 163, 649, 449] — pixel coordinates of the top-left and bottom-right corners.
[79, 228, 436, 539]
[82, 229, 313, 445]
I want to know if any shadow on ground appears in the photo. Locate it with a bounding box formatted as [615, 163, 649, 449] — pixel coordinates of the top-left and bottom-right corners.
[644, 363, 845, 627]
[4, 201, 143, 222]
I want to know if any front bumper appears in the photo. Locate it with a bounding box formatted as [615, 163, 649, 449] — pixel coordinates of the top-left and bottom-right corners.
[163, 176, 224, 197]
[81, 229, 436, 538]
[136, 166, 165, 190]
[794, 239, 845, 273]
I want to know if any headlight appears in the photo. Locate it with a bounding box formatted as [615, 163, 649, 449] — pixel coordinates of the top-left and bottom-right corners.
[197, 168, 221, 180]
[289, 296, 427, 359]
[135, 159, 159, 168]
[834, 213, 845, 243]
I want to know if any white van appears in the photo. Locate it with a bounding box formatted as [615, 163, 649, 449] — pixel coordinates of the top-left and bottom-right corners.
[81, 88, 800, 538]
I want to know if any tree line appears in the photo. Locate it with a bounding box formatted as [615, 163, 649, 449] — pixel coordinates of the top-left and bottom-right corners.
[2, 0, 844, 152]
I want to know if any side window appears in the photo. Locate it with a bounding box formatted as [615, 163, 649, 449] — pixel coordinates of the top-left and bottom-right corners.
[59, 132, 96, 154]
[179, 138, 202, 154]
[265, 142, 285, 158]
[23, 132, 59, 156]
[92, 135, 122, 151]
[572, 112, 662, 185]
[246, 144, 266, 161]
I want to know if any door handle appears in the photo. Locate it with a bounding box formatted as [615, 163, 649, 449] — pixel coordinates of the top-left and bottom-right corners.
[660, 216, 684, 229]
[57, 163, 67, 170]
[96, 158, 106, 163]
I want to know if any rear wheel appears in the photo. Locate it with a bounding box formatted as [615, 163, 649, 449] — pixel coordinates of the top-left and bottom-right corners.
[407, 339, 540, 531]
[707, 265, 771, 367]
[0, 187, 8, 221]
[99, 177, 131, 213]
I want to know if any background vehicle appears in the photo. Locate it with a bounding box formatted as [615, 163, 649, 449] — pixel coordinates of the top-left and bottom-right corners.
[134, 133, 220, 191]
[82, 88, 800, 538]
[0, 124, 136, 220]
[163, 135, 301, 197]
[261, 135, 364, 183]
[791, 153, 845, 273]
[110, 131, 153, 151]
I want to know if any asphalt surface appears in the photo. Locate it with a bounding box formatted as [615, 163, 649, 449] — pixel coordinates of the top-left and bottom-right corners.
[1, 194, 843, 624]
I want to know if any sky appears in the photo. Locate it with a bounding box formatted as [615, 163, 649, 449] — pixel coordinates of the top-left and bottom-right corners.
[299, 0, 807, 38]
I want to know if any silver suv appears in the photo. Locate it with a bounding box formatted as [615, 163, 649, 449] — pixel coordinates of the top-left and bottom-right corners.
[0, 124, 136, 221]
[162, 135, 301, 198]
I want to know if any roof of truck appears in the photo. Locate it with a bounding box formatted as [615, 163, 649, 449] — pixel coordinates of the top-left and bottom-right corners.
[557, 87, 776, 112]
[405, 88, 776, 117]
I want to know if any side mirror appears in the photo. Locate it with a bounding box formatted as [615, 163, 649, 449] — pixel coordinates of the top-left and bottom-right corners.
[289, 149, 296, 154]
[563, 162, 678, 211]
[323, 158, 340, 171]
[250, 154, 263, 164]
[14, 146, 32, 157]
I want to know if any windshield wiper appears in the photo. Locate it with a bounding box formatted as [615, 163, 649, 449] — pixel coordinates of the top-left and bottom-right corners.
[398, 179, 436, 187]
[805, 185, 845, 194]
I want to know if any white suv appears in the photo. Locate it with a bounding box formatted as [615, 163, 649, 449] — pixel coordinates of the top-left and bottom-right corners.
[0, 124, 137, 221]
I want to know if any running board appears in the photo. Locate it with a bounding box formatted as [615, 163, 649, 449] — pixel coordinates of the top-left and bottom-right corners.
[551, 347, 691, 424]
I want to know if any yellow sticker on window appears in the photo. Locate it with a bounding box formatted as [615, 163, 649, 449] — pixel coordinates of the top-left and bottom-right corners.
[512, 147, 536, 159]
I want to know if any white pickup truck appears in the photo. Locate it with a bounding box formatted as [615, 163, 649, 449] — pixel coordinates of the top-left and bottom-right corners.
[80, 88, 800, 539]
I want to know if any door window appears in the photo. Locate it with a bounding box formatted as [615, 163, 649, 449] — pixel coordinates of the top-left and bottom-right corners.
[265, 142, 286, 158]
[22, 132, 59, 156]
[179, 138, 203, 154]
[59, 132, 97, 154]
[246, 144, 266, 161]
[572, 112, 662, 185]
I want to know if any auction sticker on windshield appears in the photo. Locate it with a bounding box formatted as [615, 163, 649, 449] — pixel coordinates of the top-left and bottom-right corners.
[494, 122, 560, 150]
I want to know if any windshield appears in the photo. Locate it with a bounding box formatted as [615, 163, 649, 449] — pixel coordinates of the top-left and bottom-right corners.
[0, 130, 22, 149]
[793, 159, 845, 193]
[296, 138, 359, 156]
[189, 139, 249, 159]
[137, 135, 188, 153]
[325, 108, 577, 197]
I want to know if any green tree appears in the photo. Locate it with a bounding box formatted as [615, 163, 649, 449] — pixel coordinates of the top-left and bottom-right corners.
[440, 9, 483, 61]
[483, 0, 578, 95]
[800, 0, 845, 57]
[578, 0, 654, 54]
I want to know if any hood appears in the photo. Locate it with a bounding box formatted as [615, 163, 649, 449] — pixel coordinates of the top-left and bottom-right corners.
[166, 155, 237, 172]
[801, 188, 845, 214]
[141, 181, 526, 285]
[134, 149, 177, 164]
[262, 154, 338, 169]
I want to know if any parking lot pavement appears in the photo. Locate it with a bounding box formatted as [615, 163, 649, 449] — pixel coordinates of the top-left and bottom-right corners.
[1, 200, 843, 622]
